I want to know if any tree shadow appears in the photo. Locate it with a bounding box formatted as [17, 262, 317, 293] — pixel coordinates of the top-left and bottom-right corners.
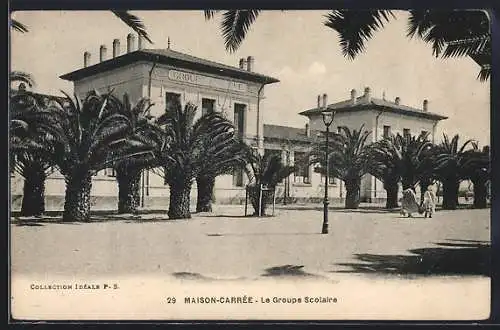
[14, 222, 45, 227]
[171, 272, 247, 281]
[203, 214, 255, 219]
[11, 217, 81, 225]
[206, 232, 320, 237]
[261, 265, 323, 279]
[334, 241, 490, 276]
[280, 205, 395, 214]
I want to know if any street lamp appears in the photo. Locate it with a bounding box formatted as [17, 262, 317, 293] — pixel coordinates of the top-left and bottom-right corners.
[320, 93, 334, 234]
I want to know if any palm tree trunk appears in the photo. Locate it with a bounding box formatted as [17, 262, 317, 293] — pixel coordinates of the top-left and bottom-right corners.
[63, 172, 92, 222]
[384, 179, 399, 209]
[472, 178, 487, 209]
[20, 166, 46, 217]
[248, 186, 273, 216]
[196, 175, 215, 212]
[442, 179, 459, 210]
[116, 167, 141, 214]
[345, 178, 361, 209]
[168, 179, 192, 219]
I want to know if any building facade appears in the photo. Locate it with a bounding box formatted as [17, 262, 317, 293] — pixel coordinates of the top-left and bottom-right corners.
[10, 34, 451, 210]
[299, 87, 448, 201]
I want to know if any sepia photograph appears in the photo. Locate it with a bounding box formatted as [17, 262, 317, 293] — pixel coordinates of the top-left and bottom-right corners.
[9, 9, 491, 321]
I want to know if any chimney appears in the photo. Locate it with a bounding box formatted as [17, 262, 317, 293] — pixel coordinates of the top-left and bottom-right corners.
[138, 34, 145, 50]
[351, 89, 357, 105]
[247, 56, 254, 72]
[127, 33, 136, 53]
[84, 51, 91, 67]
[395, 97, 401, 105]
[305, 123, 310, 137]
[423, 99, 429, 112]
[239, 58, 246, 69]
[317, 95, 321, 109]
[364, 86, 371, 102]
[113, 39, 120, 58]
[99, 45, 107, 62]
[322, 93, 328, 109]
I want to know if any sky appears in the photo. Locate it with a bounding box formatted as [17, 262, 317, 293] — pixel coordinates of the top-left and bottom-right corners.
[10, 10, 490, 146]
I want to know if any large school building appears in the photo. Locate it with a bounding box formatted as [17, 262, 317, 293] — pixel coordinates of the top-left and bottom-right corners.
[11, 33, 448, 210]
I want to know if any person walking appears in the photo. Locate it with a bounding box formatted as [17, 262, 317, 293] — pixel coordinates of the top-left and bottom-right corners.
[423, 185, 437, 218]
[400, 188, 419, 217]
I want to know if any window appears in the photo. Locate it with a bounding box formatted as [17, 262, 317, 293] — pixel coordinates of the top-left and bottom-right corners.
[233, 169, 244, 187]
[201, 98, 215, 116]
[383, 125, 391, 139]
[294, 152, 310, 184]
[234, 103, 246, 137]
[403, 128, 411, 138]
[165, 92, 181, 112]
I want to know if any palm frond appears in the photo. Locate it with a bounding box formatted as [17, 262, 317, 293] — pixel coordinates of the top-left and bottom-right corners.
[111, 10, 152, 44]
[204, 10, 218, 20]
[477, 64, 491, 82]
[11, 19, 28, 33]
[220, 10, 261, 53]
[324, 10, 395, 60]
[10, 71, 36, 88]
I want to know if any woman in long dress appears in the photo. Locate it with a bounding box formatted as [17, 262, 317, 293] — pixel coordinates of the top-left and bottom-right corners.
[423, 185, 437, 218]
[400, 188, 419, 217]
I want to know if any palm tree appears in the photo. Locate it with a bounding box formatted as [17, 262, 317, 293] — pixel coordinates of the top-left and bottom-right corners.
[195, 119, 247, 213]
[310, 125, 371, 209]
[366, 132, 433, 208]
[205, 10, 490, 81]
[460, 144, 490, 209]
[365, 139, 401, 209]
[10, 91, 56, 216]
[28, 91, 153, 222]
[243, 147, 295, 216]
[156, 101, 239, 219]
[112, 94, 160, 214]
[432, 133, 475, 210]
[11, 11, 152, 43]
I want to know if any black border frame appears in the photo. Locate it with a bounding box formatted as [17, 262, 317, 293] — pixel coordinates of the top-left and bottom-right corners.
[5, 0, 499, 326]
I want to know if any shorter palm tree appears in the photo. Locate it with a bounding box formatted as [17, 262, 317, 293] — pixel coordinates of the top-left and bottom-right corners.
[156, 101, 240, 219]
[10, 90, 57, 216]
[462, 144, 490, 208]
[433, 134, 475, 210]
[112, 94, 160, 214]
[243, 146, 295, 216]
[365, 140, 400, 209]
[195, 118, 247, 213]
[310, 125, 371, 209]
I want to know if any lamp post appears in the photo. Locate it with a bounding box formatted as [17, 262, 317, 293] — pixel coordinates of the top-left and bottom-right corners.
[320, 93, 334, 234]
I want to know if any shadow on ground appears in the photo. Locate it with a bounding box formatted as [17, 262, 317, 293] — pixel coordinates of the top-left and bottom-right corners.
[335, 240, 490, 276]
[206, 232, 320, 237]
[171, 265, 324, 281]
[171, 272, 247, 281]
[261, 265, 324, 279]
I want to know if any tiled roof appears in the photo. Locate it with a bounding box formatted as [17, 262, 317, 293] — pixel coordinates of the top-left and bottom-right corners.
[299, 96, 448, 121]
[263, 124, 319, 143]
[60, 48, 279, 85]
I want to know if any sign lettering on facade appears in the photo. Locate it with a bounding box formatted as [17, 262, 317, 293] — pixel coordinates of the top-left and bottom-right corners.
[168, 70, 248, 93]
